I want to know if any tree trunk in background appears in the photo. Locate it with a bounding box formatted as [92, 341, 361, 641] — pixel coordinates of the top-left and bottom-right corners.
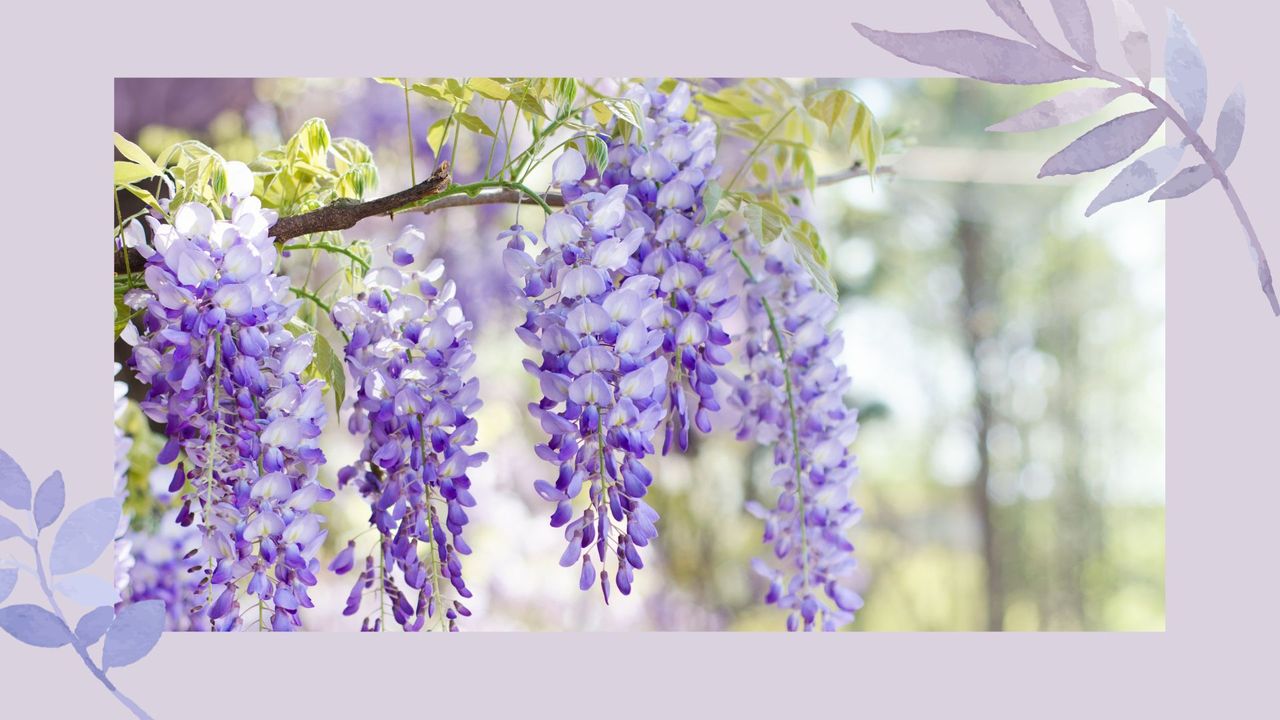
[956, 194, 1004, 631]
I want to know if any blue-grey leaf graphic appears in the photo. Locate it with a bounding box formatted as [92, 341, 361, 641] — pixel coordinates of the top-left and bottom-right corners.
[50, 498, 121, 576]
[1215, 86, 1245, 169]
[101, 600, 165, 671]
[1113, 0, 1152, 86]
[1151, 163, 1213, 201]
[0, 515, 24, 542]
[33, 471, 65, 531]
[0, 567, 17, 604]
[1050, 0, 1096, 63]
[0, 449, 32, 511]
[986, 0, 1046, 45]
[1166, 11, 1207, 129]
[75, 606, 116, 647]
[0, 604, 73, 648]
[54, 573, 121, 607]
[851, 24, 1082, 84]
[1086, 144, 1184, 216]
[1038, 108, 1165, 177]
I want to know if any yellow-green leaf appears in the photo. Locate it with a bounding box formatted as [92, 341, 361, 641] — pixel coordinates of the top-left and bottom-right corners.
[467, 77, 510, 101]
[114, 161, 157, 186]
[113, 133, 163, 177]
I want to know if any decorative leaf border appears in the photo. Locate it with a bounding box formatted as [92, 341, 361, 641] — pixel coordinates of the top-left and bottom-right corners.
[0, 449, 157, 719]
[853, 0, 1276, 315]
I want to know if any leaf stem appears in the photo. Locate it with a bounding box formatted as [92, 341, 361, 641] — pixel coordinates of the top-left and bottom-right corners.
[726, 107, 796, 193]
[1094, 70, 1278, 315]
[731, 249, 812, 598]
[403, 79, 417, 186]
[25, 536, 153, 719]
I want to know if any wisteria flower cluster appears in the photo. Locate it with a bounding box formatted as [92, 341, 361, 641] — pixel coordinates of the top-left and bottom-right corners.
[730, 230, 864, 631]
[331, 231, 486, 631]
[109, 81, 867, 632]
[123, 184, 332, 632]
[502, 83, 762, 602]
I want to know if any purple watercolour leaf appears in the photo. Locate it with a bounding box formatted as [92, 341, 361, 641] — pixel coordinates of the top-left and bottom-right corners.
[1150, 163, 1213, 201]
[1085, 144, 1184, 216]
[1215, 85, 1245, 169]
[1166, 11, 1208, 130]
[33, 470, 65, 531]
[0, 604, 74, 648]
[0, 449, 32, 511]
[1113, 0, 1152, 86]
[0, 567, 17, 604]
[988, 85, 1126, 132]
[0, 514, 24, 541]
[74, 606, 116, 647]
[1051, 0, 1097, 63]
[986, 0, 1046, 45]
[53, 572, 121, 607]
[101, 599, 165, 671]
[49, 498, 121, 576]
[1038, 108, 1165, 177]
[851, 24, 1082, 84]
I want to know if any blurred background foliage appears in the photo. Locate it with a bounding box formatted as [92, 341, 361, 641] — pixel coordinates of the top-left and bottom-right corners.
[113, 77, 1163, 631]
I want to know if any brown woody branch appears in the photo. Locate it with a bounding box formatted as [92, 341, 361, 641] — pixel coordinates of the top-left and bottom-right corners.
[113, 162, 452, 275]
[409, 163, 886, 216]
[114, 161, 886, 275]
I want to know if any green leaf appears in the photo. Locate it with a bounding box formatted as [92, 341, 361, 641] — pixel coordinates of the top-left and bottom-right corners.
[114, 161, 157, 185]
[411, 82, 454, 103]
[285, 317, 346, 415]
[701, 180, 724, 224]
[804, 90, 855, 136]
[374, 77, 405, 88]
[113, 133, 162, 177]
[313, 332, 345, 415]
[120, 183, 163, 213]
[584, 135, 609, 175]
[466, 77, 510, 101]
[426, 117, 450, 154]
[454, 112, 495, 137]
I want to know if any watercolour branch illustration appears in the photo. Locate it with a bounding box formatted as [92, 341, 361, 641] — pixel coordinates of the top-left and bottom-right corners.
[854, 0, 1274, 315]
[0, 448, 160, 720]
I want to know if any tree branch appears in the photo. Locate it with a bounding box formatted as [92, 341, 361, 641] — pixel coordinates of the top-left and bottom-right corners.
[113, 161, 884, 275]
[113, 162, 452, 274]
[409, 163, 886, 216]
[271, 161, 452, 241]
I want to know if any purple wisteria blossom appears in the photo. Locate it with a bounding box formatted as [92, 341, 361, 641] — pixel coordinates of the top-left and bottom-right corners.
[123, 508, 205, 631]
[729, 231, 863, 632]
[504, 81, 742, 600]
[123, 185, 331, 632]
[113, 366, 135, 595]
[331, 231, 486, 631]
[594, 83, 738, 454]
[503, 181, 669, 603]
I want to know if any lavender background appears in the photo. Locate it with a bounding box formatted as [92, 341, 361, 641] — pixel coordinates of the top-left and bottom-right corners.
[0, 0, 1271, 715]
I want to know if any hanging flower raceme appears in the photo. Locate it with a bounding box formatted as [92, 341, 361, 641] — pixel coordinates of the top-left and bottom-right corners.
[331, 234, 486, 632]
[730, 231, 864, 632]
[124, 188, 331, 632]
[113, 365, 136, 595]
[503, 169, 670, 603]
[593, 83, 738, 454]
